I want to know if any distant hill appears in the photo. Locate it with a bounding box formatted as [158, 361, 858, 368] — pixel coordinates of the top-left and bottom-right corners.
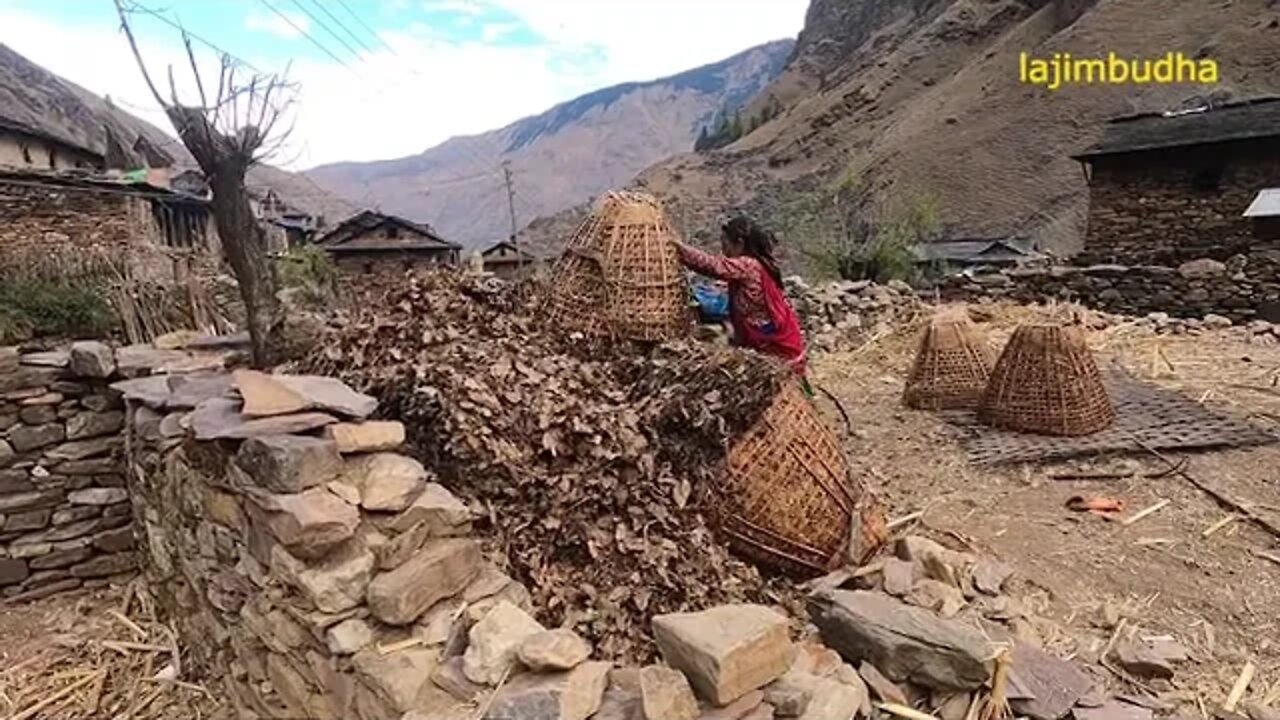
[306, 40, 793, 249]
[525, 0, 1280, 266]
[0, 43, 356, 223]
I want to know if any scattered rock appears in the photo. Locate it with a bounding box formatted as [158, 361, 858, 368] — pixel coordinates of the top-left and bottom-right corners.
[906, 579, 966, 617]
[1006, 642, 1093, 720]
[484, 662, 611, 720]
[701, 690, 766, 720]
[1203, 314, 1233, 330]
[234, 435, 342, 493]
[367, 538, 482, 625]
[324, 421, 406, 453]
[326, 617, 374, 655]
[808, 590, 992, 690]
[1073, 700, 1154, 720]
[768, 671, 862, 720]
[463, 600, 547, 685]
[653, 604, 795, 706]
[518, 628, 593, 671]
[859, 661, 908, 705]
[248, 487, 360, 559]
[1111, 637, 1188, 680]
[882, 558, 916, 596]
[1245, 703, 1280, 720]
[971, 560, 1014, 595]
[640, 665, 700, 720]
[69, 341, 115, 378]
[343, 452, 428, 512]
[67, 488, 128, 506]
[352, 644, 440, 713]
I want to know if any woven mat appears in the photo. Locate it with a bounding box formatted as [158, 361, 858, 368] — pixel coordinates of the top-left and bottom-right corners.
[947, 367, 1279, 465]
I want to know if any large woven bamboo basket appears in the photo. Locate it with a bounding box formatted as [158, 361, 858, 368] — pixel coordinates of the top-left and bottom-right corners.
[545, 191, 692, 341]
[979, 324, 1115, 436]
[722, 382, 886, 577]
[903, 310, 996, 410]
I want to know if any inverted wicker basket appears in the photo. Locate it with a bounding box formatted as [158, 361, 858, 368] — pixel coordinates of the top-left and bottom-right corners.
[979, 324, 1116, 436]
[545, 191, 692, 341]
[903, 311, 996, 410]
[723, 382, 886, 577]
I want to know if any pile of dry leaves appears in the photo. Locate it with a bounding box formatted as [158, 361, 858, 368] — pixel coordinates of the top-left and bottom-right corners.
[303, 271, 798, 662]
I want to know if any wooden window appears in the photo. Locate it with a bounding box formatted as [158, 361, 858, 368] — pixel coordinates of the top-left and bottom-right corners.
[387, 226, 401, 239]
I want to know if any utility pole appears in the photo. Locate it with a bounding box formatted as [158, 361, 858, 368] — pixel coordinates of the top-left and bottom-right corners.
[502, 160, 522, 268]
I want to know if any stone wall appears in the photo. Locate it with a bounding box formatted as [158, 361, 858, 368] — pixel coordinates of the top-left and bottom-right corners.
[0, 342, 135, 601]
[0, 178, 220, 284]
[1079, 146, 1280, 266]
[934, 252, 1280, 324]
[121, 369, 531, 719]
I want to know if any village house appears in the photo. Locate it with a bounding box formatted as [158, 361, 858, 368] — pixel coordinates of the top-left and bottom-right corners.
[316, 209, 461, 274]
[1073, 97, 1280, 265]
[1245, 188, 1280, 243]
[479, 239, 538, 278]
[0, 113, 103, 171]
[0, 166, 220, 283]
[912, 237, 1042, 273]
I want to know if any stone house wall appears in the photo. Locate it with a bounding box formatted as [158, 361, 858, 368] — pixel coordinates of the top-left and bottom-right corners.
[0, 178, 221, 284]
[331, 252, 453, 276]
[1079, 140, 1280, 266]
[0, 129, 101, 171]
[0, 343, 135, 601]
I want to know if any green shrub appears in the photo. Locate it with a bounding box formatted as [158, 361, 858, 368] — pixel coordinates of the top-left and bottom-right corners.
[277, 245, 337, 292]
[0, 278, 116, 342]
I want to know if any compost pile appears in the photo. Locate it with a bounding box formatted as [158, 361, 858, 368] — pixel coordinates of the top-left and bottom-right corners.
[304, 271, 797, 662]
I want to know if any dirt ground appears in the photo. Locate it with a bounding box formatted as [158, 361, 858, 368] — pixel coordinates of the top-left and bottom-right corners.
[810, 301, 1280, 714]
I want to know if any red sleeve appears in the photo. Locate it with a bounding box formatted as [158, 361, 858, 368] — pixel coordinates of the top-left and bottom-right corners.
[677, 244, 757, 283]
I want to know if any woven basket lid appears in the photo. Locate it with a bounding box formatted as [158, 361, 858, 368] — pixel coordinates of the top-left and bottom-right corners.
[978, 323, 1115, 436]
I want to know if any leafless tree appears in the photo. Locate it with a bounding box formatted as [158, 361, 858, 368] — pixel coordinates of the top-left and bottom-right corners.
[113, 0, 299, 367]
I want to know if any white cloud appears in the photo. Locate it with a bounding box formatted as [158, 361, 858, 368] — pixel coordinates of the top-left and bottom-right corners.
[480, 22, 521, 43]
[423, 0, 487, 16]
[243, 9, 311, 40]
[0, 1, 808, 171]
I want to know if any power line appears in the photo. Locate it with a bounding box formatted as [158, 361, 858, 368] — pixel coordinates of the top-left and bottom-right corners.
[288, 0, 363, 60]
[119, 0, 265, 74]
[306, 0, 378, 55]
[331, 0, 397, 55]
[257, 0, 358, 75]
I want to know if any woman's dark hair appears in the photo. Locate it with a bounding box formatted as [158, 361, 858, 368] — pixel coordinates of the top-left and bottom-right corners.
[723, 215, 783, 286]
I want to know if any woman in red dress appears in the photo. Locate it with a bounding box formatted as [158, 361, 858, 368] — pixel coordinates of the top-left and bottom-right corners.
[674, 216, 810, 385]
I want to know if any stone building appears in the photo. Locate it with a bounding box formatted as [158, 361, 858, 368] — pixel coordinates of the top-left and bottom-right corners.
[0, 167, 220, 283]
[479, 240, 538, 278]
[1073, 98, 1280, 265]
[317, 210, 461, 275]
[0, 114, 103, 171]
[1245, 188, 1280, 243]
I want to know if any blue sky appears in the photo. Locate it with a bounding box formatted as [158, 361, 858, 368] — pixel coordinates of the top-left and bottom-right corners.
[0, 0, 808, 168]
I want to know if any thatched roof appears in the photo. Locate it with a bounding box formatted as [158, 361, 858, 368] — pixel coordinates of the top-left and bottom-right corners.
[1073, 97, 1280, 160]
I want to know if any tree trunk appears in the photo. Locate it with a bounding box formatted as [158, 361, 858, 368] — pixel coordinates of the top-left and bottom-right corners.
[208, 168, 280, 368]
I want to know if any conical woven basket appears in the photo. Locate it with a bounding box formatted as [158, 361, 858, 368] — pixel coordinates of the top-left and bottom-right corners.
[903, 310, 996, 410]
[545, 191, 692, 341]
[979, 324, 1115, 436]
[722, 382, 887, 577]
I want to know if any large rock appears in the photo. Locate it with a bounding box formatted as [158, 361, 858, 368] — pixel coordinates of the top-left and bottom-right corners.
[114, 345, 191, 378]
[46, 436, 119, 461]
[9, 423, 66, 453]
[248, 487, 360, 559]
[324, 421, 405, 453]
[367, 538, 482, 625]
[652, 604, 794, 706]
[484, 660, 611, 720]
[343, 452, 428, 512]
[640, 665, 700, 720]
[272, 541, 375, 613]
[189, 397, 337, 440]
[0, 558, 30, 586]
[766, 670, 865, 720]
[20, 350, 69, 368]
[66, 411, 125, 440]
[234, 369, 377, 418]
[808, 590, 992, 690]
[391, 483, 471, 535]
[1178, 258, 1227, 279]
[1111, 637, 1187, 680]
[518, 628, 593, 671]
[327, 617, 375, 655]
[463, 600, 547, 685]
[1007, 642, 1094, 720]
[69, 341, 115, 378]
[0, 490, 64, 513]
[235, 435, 342, 493]
[352, 644, 441, 713]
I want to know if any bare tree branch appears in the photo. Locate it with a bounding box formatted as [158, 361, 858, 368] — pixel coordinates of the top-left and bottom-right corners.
[113, 0, 169, 110]
[183, 32, 208, 110]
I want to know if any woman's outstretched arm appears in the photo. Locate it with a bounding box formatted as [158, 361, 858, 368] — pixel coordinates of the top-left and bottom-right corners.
[675, 241, 756, 283]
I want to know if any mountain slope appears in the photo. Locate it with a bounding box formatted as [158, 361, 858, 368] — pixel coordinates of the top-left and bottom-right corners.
[305, 40, 793, 248]
[526, 0, 1280, 264]
[0, 43, 356, 222]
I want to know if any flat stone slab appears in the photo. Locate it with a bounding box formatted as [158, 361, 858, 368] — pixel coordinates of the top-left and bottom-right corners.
[234, 369, 377, 419]
[19, 350, 70, 368]
[189, 397, 337, 440]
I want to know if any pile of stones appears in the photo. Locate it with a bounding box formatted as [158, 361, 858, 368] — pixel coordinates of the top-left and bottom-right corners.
[784, 277, 925, 352]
